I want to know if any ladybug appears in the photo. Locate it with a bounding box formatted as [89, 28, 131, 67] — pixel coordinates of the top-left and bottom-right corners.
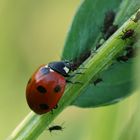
[26, 61, 73, 115]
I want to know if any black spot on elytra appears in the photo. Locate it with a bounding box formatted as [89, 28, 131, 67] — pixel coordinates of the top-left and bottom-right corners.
[41, 67, 50, 75]
[39, 104, 49, 110]
[37, 86, 47, 93]
[54, 85, 61, 93]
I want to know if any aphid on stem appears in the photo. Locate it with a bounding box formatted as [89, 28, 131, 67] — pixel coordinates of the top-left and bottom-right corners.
[71, 50, 91, 70]
[116, 55, 129, 62]
[96, 10, 117, 50]
[103, 24, 118, 40]
[120, 29, 134, 40]
[116, 45, 136, 62]
[102, 10, 116, 34]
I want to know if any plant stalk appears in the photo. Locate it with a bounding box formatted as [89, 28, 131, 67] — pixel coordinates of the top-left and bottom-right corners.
[7, 9, 140, 140]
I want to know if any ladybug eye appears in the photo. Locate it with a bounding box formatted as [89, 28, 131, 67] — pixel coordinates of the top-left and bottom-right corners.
[40, 67, 50, 75]
[37, 86, 47, 93]
[39, 104, 49, 110]
[54, 85, 61, 93]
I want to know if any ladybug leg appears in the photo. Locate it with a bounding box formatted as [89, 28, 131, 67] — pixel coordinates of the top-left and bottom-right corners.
[67, 74, 74, 78]
[67, 72, 84, 78]
[75, 72, 84, 75]
[78, 67, 87, 69]
[54, 104, 58, 109]
[66, 79, 74, 83]
[50, 105, 58, 115]
[66, 80, 83, 85]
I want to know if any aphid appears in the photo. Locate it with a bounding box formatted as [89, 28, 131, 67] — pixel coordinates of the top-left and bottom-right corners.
[125, 46, 133, 52]
[117, 46, 135, 62]
[125, 46, 135, 58]
[71, 50, 91, 70]
[93, 78, 103, 86]
[96, 10, 116, 50]
[121, 29, 134, 40]
[103, 24, 118, 40]
[132, 11, 140, 23]
[102, 10, 116, 34]
[48, 125, 64, 132]
[116, 55, 129, 62]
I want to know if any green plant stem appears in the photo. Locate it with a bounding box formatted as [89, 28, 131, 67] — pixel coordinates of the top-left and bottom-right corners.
[7, 9, 140, 140]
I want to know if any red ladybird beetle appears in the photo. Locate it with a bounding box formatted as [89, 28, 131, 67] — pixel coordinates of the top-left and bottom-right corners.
[26, 61, 73, 115]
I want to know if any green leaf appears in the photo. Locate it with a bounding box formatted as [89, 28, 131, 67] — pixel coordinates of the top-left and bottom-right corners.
[62, 0, 140, 107]
[8, 7, 140, 140]
[73, 62, 135, 107]
[115, 0, 140, 25]
[62, 0, 122, 60]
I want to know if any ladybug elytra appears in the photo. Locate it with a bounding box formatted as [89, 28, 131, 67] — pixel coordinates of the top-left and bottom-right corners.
[26, 61, 73, 115]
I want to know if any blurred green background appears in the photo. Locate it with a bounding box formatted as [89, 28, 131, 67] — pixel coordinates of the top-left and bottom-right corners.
[0, 1, 140, 140]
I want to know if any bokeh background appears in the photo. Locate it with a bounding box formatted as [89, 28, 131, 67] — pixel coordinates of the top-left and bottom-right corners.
[0, 1, 140, 140]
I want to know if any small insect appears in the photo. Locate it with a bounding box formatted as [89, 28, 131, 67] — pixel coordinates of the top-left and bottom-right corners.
[117, 46, 135, 62]
[93, 78, 103, 86]
[102, 10, 116, 34]
[132, 11, 140, 23]
[125, 46, 135, 58]
[26, 61, 75, 115]
[71, 50, 91, 70]
[48, 125, 64, 133]
[125, 45, 133, 51]
[121, 29, 134, 40]
[116, 55, 129, 62]
[103, 24, 118, 40]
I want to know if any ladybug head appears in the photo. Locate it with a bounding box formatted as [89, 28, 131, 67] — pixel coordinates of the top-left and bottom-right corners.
[48, 61, 73, 77]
